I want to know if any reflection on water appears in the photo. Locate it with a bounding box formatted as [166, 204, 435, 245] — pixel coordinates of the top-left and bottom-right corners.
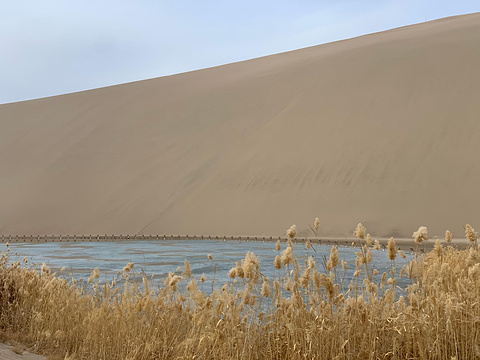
[6, 239, 413, 291]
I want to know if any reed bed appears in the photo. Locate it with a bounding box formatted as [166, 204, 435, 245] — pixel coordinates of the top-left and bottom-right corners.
[1, 223, 479, 359]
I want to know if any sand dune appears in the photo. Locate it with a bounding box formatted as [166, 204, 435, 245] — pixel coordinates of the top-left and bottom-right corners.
[1, 13, 480, 238]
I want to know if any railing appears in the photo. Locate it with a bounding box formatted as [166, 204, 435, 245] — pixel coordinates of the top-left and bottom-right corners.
[0, 234, 285, 242]
[0, 234, 359, 248]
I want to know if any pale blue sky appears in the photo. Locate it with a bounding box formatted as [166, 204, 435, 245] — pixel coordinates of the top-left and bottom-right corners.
[0, 1, 478, 104]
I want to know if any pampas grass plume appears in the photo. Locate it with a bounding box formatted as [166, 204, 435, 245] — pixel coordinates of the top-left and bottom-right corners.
[261, 279, 271, 297]
[88, 267, 100, 283]
[366, 233, 372, 247]
[465, 224, 477, 243]
[387, 237, 396, 261]
[274, 255, 282, 269]
[445, 230, 452, 243]
[327, 246, 339, 270]
[235, 261, 245, 278]
[367, 248, 373, 263]
[41, 263, 50, 276]
[123, 262, 134, 272]
[242, 252, 259, 281]
[286, 224, 296, 239]
[183, 259, 192, 278]
[413, 226, 428, 243]
[434, 239, 443, 257]
[287, 237, 294, 249]
[228, 267, 237, 279]
[354, 223, 366, 240]
[186, 279, 197, 292]
[281, 246, 293, 266]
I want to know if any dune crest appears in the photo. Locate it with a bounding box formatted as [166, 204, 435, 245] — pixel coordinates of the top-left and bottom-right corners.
[1, 13, 480, 238]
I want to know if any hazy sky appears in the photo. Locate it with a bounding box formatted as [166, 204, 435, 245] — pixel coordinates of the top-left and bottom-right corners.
[0, 1, 478, 104]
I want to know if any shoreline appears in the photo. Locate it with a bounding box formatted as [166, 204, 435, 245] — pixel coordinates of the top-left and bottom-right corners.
[0, 234, 471, 251]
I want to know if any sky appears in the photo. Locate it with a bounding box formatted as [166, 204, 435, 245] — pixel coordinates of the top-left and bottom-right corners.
[0, 1, 478, 104]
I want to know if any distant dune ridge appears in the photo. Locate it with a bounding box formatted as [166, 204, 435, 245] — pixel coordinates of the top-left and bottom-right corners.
[1, 13, 480, 238]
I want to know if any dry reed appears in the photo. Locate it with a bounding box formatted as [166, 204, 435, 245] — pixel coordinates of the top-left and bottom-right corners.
[1, 223, 479, 359]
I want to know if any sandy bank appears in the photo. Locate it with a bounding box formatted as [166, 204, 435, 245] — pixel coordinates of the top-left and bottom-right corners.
[0, 343, 46, 360]
[1, 13, 479, 238]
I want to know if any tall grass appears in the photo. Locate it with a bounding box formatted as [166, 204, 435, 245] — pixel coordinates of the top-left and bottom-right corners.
[1, 224, 480, 359]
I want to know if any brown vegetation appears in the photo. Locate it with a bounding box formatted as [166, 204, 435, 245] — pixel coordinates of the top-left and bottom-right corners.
[1, 224, 480, 359]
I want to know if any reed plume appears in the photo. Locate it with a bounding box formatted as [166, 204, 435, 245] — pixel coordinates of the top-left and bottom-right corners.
[413, 226, 428, 243]
[366, 233, 372, 247]
[274, 255, 282, 270]
[465, 224, 477, 243]
[445, 230, 452, 243]
[275, 239, 281, 251]
[280, 246, 293, 266]
[354, 223, 365, 239]
[326, 246, 339, 271]
[286, 224, 296, 239]
[183, 259, 192, 278]
[387, 237, 396, 261]
[123, 262, 134, 272]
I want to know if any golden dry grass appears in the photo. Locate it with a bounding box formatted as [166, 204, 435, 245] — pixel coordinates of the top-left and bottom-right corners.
[1, 224, 480, 359]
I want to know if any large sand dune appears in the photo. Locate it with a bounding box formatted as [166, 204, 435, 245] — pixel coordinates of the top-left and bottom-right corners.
[1, 13, 480, 238]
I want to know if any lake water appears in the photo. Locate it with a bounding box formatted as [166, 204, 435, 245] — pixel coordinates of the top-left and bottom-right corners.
[5, 239, 413, 291]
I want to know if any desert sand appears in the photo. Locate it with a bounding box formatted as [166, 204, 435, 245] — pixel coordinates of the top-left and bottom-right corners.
[0, 13, 479, 239]
[0, 343, 46, 360]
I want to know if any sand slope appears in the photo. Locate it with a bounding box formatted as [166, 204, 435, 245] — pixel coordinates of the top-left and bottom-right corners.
[0, 343, 46, 360]
[1, 13, 480, 238]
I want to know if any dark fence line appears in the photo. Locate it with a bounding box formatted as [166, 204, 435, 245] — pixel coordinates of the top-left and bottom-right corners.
[0, 234, 278, 241]
[0, 234, 286, 242]
[0, 234, 468, 251]
[0, 234, 356, 247]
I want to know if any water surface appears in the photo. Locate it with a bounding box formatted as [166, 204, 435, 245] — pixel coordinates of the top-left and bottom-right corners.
[6, 239, 413, 291]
